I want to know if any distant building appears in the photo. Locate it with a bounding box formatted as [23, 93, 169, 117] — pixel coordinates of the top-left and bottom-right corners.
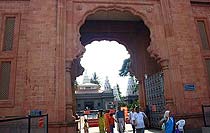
[113, 85, 121, 102]
[104, 76, 112, 92]
[124, 76, 138, 104]
[75, 73, 114, 112]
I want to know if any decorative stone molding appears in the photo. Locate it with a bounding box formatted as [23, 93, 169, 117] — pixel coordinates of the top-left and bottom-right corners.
[76, 4, 83, 11]
[74, 4, 156, 59]
[159, 59, 169, 70]
[159, 59, 175, 112]
[72, 0, 173, 113]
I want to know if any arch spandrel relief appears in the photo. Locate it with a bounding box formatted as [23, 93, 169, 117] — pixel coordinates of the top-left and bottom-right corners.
[70, 1, 168, 61]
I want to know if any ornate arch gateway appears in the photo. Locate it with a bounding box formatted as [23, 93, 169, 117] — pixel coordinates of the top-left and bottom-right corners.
[52, 0, 210, 132]
[69, 0, 173, 103]
[0, 0, 209, 133]
[63, 0, 209, 132]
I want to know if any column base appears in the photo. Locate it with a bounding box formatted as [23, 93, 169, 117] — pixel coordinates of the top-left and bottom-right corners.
[48, 121, 78, 133]
[202, 127, 210, 133]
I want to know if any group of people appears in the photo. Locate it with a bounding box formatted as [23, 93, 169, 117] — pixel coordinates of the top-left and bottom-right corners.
[98, 109, 115, 133]
[98, 106, 125, 133]
[159, 110, 185, 133]
[83, 107, 185, 133]
[97, 106, 149, 133]
[83, 109, 116, 133]
[128, 106, 149, 133]
[129, 108, 186, 133]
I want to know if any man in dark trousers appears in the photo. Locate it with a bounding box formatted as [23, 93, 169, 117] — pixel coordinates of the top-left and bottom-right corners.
[115, 106, 125, 133]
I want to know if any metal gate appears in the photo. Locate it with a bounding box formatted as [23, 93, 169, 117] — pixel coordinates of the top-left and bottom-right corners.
[144, 72, 165, 128]
[0, 114, 48, 133]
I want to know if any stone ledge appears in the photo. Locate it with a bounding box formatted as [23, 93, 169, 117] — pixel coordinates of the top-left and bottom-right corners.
[49, 121, 78, 128]
[202, 127, 210, 133]
[185, 128, 202, 133]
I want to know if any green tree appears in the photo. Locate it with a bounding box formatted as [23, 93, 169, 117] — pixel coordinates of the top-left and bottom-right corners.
[119, 58, 131, 76]
[73, 80, 79, 90]
[118, 96, 127, 106]
[90, 72, 100, 85]
[116, 84, 122, 101]
[127, 99, 139, 110]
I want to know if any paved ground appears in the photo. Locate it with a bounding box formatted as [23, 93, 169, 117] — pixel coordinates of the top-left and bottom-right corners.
[88, 127, 161, 133]
[87, 125, 161, 133]
[79, 123, 161, 133]
[78, 116, 161, 133]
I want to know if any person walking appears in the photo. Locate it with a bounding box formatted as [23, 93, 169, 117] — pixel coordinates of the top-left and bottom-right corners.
[84, 119, 89, 133]
[109, 113, 115, 133]
[145, 105, 151, 129]
[115, 106, 125, 133]
[129, 108, 136, 133]
[104, 110, 111, 133]
[98, 110, 105, 133]
[159, 110, 175, 133]
[133, 107, 148, 133]
[176, 119, 185, 133]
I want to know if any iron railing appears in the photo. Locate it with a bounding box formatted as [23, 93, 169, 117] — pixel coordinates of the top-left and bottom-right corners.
[202, 105, 210, 127]
[0, 114, 48, 133]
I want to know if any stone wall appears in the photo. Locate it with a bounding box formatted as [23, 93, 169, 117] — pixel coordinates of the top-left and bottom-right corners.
[0, 0, 209, 132]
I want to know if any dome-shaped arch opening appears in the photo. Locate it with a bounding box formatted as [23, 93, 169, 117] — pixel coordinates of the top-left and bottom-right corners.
[72, 8, 165, 129]
[78, 9, 159, 78]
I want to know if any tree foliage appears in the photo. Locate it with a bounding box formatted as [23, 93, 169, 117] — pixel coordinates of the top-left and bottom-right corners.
[118, 99, 127, 107]
[119, 58, 131, 76]
[127, 99, 139, 110]
[73, 80, 79, 90]
[90, 72, 100, 85]
[116, 84, 122, 101]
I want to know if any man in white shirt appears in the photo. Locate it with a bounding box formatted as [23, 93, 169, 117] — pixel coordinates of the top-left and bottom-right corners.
[129, 108, 136, 133]
[132, 107, 148, 133]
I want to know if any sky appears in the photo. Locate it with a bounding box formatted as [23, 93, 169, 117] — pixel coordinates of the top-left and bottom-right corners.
[76, 40, 130, 96]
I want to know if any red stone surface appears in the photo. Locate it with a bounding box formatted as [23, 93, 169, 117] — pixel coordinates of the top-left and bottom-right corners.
[0, 0, 209, 132]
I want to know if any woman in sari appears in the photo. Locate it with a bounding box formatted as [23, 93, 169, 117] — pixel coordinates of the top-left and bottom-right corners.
[98, 110, 105, 133]
[159, 110, 175, 133]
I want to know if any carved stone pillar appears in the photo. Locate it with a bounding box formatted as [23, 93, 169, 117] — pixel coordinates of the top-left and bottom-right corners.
[160, 0, 173, 37]
[70, 58, 84, 115]
[159, 59, 175, 112]
[65, 60, 74, 122]
[139, 80, 146, 109]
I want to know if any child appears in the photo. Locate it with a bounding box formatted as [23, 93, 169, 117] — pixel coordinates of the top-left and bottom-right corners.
[84, 119, 89, 133]
[176, 119, 185, 133]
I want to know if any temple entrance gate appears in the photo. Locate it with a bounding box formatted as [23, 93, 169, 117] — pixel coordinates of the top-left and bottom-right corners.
[67, 0, 175, 126]
[144, 72, 165, 128]
[1, 1, 210, 133]
[69, 5, 171, 129]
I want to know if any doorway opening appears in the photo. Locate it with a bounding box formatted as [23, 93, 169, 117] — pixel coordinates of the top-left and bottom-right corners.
[75, 40, 131, 112]
[72, 9, 164, 128]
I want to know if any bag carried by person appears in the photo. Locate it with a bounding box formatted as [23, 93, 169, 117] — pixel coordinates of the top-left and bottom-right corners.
[161, 123, 165, 131]
[142, 112, 149, 127]
[175, 128, 180, 133]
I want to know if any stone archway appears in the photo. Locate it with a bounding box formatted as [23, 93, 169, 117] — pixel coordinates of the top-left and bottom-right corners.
[68, 4, 175, 117]
[1, 1, 210, 132]
[71, 4, 173, 103]
[58, 2, 175, 130]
